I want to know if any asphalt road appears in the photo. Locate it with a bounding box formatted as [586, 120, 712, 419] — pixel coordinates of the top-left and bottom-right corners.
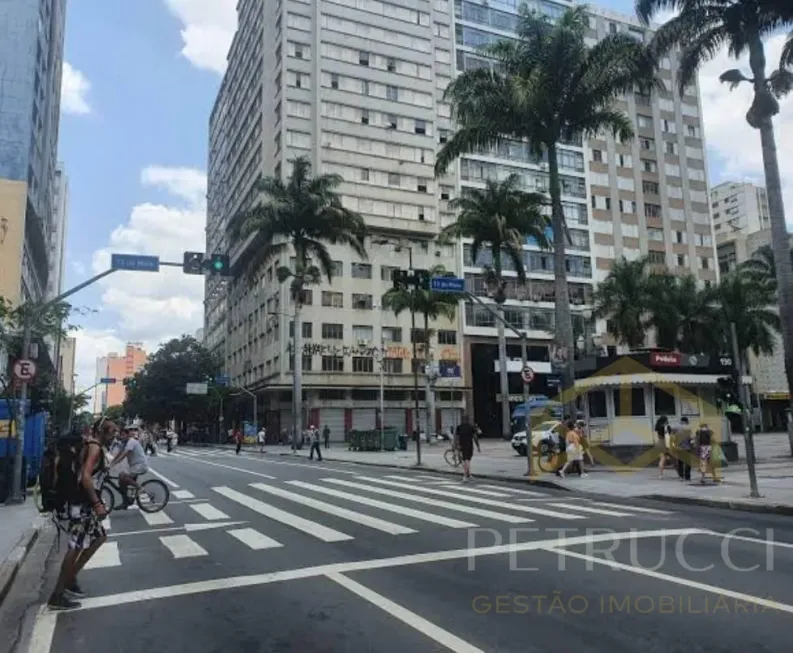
[20, 445, 793, 653]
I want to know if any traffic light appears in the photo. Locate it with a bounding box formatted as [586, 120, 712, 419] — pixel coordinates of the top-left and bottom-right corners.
[393, 269, 409, 290]
[183, 251, 204, 275]
[209, 253, 230, 276]
[415, 269, 430, 290]
[716, 376, 739, 408]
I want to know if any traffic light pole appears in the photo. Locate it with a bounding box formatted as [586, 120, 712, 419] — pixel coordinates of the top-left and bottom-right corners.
[730, 322, 760, 498]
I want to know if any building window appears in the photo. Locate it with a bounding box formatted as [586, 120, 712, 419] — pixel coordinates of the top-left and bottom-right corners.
[387, 57, 396, 72]
[386, 113, 398, 129]
[411, 328, 429, 344]
[322, 291, 344, 308]
[362, 80, 370, 95]
[361, 168, 369, 181]
[438, 330, 457, 345]
[359, 51, 370, 66]
[666, 141, 677, 155]
[642, 159, 657, 173]
[382, 326, 402, 342]
[386, 85, 399, 101]
[645, 203, 662, 218]
[415, 119, 427, 135]
[642, 181, 659, 195]
[294, 44, 304, 59]
[701, 257, 710, 270]
[298, 289, 312, 305]
[351, 263, 372, 279]
[417, 179, 428, 192]
[641, 138, 654, 150]
[361, 109, 369, 125]
[439, 129, 448, 144]
[321, 356, 344, 372]
[331, 73, 339, 89]
[637, 115, 653, 129]
[591, 149, 602, 162]
[382, 358, 403, 373]
[388, 172, 400, 186]
[352, 294, 373, 309]
[295, 73, 303, 88]
[289, 322, 313, 338]
[330, 260, 344, 277]
[353, 357, 374, 373]
[648, 251, 666, 264]
[321, 323, 343, 339]
[381, 266, 398, 282]
[677, 254, 686, 267]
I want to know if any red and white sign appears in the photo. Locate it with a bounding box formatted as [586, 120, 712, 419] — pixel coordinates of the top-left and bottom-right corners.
[522, 365, 535, 384]
[12, 359, 38, 382]
[650, 352, 681, 367]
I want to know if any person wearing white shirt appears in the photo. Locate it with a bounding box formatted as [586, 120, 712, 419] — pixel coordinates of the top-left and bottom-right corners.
[257, 427, 266, 453]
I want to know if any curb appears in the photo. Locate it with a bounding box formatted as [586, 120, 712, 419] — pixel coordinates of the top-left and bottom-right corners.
[0, 516, 46, 607]
[262, 450, 570, 491]
[639, 494, 793, 516]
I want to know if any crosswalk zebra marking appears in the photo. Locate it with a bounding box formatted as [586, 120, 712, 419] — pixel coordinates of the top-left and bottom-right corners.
[544, 502, 636, 517]
[353, 476, 587, 520]
[587, 501, 674, 515]
[160, 534, 208, 558]
[322, 479, 531, 524]
[189, 503, 230, 521]
[172, 490, 195, 500]
[477, 484, 549, 497]
[227, 528, 283, 550]
[432, 484, 512, 498]
[141, 510, 173, 526]
[84, 541, 121, 569]
[249, 483, 416, 535]
[286, 480, 478, 529]
[213, 486, 353, 542]
[101, 516, 111, 532]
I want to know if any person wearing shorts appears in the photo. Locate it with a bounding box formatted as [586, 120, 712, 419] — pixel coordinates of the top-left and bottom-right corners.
[455, 415, 481, 482]
[110, 427, 149, 507]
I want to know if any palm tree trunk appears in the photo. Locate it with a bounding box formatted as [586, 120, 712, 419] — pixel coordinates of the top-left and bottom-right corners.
[292, 300, 304, 451]
[547, 144, 576, 414]
[497, 308, 510, 439]
[424, 312, 435, 440]
[749, 37, 793, 456]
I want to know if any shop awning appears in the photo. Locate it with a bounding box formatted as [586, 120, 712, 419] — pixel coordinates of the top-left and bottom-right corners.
[574, 373, 753, 390]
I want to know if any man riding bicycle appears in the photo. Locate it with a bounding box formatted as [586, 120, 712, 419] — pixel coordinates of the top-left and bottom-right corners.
[110, 426, 149, 508]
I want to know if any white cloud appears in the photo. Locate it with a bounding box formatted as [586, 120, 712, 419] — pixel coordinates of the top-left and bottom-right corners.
[61, 62, 92, 115]
[71, 329, 126, 411]
[73, 167, 208, 403]
[163, 0, 237, 74]
[697, 34, 793, 228]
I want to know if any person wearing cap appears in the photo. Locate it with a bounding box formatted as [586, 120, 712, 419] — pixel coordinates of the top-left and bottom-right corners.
[308, 424, 322, 461]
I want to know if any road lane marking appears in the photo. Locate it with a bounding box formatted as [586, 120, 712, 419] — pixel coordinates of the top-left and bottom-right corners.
[227, 528, 283, 550]
[433, 484, 512, 498]
[160, 534, 208, 558]
[477, 484, 548, 497]
[169, 453, 277, 479]
[213, 486, 353, 542]
[701, 530, 793, 549]
[544, 502, 635, 517]
[28, 607, 57, 653]
[189, 503, 230, 521]
[172, 490, 195, 499]
[147, 467, 179, 488]
[543, 547, 793, 616]
[108, 521, 247, 538]
[323, 478, 530, 523]
[327, 573, 485, 653]
[287, 480, 477, 529]
[352, 476, 585, 520]
[174, 448, 360, 474]
[249, 482, 416, 535]
[101, 516, 111, 531]
[587, 501, 673, 514]
[141, 510, 173, 526]
[84, 541, 121, 569]
[70, 528, 706, 611]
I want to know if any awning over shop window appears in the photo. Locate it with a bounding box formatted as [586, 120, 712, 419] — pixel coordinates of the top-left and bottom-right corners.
[574, 373, 752, 390]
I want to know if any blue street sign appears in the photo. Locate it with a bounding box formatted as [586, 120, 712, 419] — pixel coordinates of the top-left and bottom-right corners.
[430, 276, 465, 293]
[214, 375, 230, 387]
[111, 253, 160, 272]
[100, 378, 117, 384]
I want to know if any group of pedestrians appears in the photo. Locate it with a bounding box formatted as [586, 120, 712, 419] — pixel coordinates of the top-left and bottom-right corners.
[656, 416, 719, 483]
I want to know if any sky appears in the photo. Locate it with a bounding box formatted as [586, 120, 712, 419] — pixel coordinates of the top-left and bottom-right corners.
[58, 0, 792, 404]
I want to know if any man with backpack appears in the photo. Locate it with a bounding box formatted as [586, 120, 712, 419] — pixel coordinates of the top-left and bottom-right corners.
[43, 419, 115, 610]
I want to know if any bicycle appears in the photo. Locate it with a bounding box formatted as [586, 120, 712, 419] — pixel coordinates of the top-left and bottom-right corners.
[444, 446, 461, 468]
[98, 472, 170, 513]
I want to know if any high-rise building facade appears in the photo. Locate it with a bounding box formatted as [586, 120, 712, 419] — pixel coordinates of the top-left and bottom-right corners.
[0, 0, 67, 306]
[93, 344, 148, 409]
[206, 0, 717, 436]
[711, 181, 770, 247]
[47, 162, 68, 300]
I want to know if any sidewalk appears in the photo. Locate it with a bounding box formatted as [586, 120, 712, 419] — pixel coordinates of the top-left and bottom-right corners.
[0, 498, 46, 606]
[235, 434, 793, 515]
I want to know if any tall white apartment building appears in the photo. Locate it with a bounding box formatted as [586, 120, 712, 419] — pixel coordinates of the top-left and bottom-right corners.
[205, 0, 717, 437]
[711, 181, 770, 248]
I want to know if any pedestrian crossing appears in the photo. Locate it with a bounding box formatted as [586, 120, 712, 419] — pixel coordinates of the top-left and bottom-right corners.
[83, 471, 675, 570]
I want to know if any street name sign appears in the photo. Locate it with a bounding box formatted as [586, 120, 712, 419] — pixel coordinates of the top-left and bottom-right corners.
[186, 382, 208, 395]
[430, 276, 465, 293]
[111, 253, 160, 272]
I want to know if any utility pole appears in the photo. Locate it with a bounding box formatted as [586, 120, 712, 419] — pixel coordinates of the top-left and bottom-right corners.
[730, 322, 761, 498]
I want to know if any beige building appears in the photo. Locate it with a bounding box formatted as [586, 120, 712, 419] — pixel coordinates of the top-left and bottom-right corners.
[94, 344, 148, 410]
[58, 337, 76, 395]
[205, 0, 717, 437]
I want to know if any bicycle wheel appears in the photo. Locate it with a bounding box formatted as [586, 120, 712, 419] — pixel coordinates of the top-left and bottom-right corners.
[100, 485, 116, 513]
[443, 449, 460, 467]
[136, 479, 170, 513]
[536, 445, 560, 473]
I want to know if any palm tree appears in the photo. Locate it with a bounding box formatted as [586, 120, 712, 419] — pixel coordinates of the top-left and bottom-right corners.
[382, 264, 458, 437]
[647, 272, 716, 352]
[233, 156, 367, 446]
[740, 243, 793, 293]
[637, 0, 793, 452]
[436, 5, 660, 413]
[441, 175, 549, 439]
[593, 257, 654, 350]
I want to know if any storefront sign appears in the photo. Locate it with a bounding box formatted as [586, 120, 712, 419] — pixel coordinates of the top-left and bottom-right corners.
[650, 352, 681, 367]
[290, 341, 459, 361]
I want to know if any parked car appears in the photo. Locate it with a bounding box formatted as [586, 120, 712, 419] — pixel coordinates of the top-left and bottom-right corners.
[510, 420, 563, 456]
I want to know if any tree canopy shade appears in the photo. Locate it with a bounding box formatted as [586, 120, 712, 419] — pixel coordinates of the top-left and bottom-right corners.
[436, 5, 661, 397]
[382, 264, 459, 326]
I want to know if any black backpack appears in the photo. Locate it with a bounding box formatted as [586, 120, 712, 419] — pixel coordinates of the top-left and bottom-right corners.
[39, 436, 83, 515]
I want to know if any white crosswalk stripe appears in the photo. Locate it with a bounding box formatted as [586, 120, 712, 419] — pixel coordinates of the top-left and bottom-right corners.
[227, 528, 282, 550]
[587, 501, 673, 515]
[141, 510, 173, 526]
[286, 480, 478, 529]
[431, 484, 512, 498]
[476, 484, 549, 497]
[160, 534, 208, 558]
[84, 541, 121, 569]
[352, 476, 587, 520]
[213, 486, 353, 542]
[189, 503, 230, 521]
[543, 502, 635, 517]
[322, 478, 531, 523]
[249, 483, 416, 535]
[172, 490, 195, 500]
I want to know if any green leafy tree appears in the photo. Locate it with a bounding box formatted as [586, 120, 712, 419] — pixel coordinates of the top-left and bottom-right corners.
[441, 175, 549, 437]
[231, 156, 367, 441]
[637, 0, 793, 452]
[436, 5, 660, 410]
[593, 257, 655, 350]
[382, 264, 459, 435]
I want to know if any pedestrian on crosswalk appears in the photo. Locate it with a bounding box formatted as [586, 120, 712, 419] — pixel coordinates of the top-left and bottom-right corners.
[234, 429, 243, 455]
[308, 425, 323, 461]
